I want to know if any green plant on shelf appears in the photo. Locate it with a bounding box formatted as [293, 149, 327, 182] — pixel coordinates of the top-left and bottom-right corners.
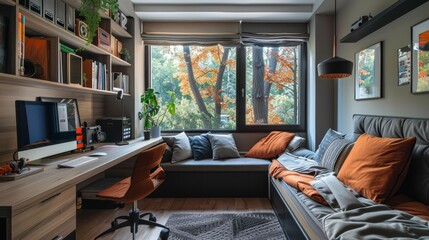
[78, 0, 119, 46]
[119, 48, 130, 62]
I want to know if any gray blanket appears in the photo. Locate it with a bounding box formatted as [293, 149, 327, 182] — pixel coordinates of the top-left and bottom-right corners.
[277, 152, 328, 174]
[323, 204, 429, 239]
[312, 175, 429, 239]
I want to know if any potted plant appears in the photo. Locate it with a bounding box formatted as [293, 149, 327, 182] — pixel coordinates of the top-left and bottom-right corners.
[138, 88, 175, 139]
[119, 48, 130, 62]
[78, 0, 119, 46]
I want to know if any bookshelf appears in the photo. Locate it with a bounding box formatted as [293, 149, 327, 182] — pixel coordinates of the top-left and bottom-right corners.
[0, 1, 134, 94]
[0, 0, 15, 6]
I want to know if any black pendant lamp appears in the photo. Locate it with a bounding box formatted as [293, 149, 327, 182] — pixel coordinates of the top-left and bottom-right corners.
[317, 0, 353, 79]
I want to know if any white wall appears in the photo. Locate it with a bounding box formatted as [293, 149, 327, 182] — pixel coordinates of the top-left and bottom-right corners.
[336, 0, 429, 133]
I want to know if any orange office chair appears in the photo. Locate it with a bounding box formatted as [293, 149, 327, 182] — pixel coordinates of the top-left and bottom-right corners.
[94, 143, 169, 240]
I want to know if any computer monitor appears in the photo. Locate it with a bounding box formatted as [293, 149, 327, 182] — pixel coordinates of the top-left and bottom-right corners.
[15, 100, 77, 161]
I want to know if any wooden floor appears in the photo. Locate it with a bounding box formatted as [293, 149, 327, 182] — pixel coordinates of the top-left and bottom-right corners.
[77, 198, 273, 240]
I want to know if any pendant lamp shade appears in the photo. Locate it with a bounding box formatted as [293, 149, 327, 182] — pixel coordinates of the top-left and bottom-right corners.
[317, 0, 353, 79]
[318, 56, 353, 79]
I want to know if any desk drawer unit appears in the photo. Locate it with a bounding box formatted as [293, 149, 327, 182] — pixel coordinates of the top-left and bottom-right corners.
[12, 186, 76, 240]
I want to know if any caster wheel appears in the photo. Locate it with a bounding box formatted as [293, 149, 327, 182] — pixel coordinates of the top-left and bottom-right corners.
[149, 215, 157, 222]
[159, 229, 169, 240]
[111, 220, 118, 227]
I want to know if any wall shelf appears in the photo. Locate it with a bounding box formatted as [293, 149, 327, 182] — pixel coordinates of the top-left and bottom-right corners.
[0, 0, 15, 6]
[0, 73, 119, 96]
[20, 7, 112, 56]
[112, 55, 131, 66]
[341, 0, 429, 43]
[111, 20, 132, 39]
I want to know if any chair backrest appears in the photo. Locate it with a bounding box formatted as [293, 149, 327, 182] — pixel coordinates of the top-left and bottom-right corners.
[121, 143, 167, 202]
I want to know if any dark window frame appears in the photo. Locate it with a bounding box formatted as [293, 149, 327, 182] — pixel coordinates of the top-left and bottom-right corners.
[144, 43, 307, 133]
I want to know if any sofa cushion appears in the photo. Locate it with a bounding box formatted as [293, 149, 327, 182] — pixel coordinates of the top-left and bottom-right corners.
[160, 157, 270, 172]
[188, 133, 212, 160]
[162, 132, 193, 163]
[245, 131, 295, 159]
[287, 136, 306, 152]
[208, 134, 240, 159]
[338, 133, 416, 204]
[320, 138, 354, 172]
[314, 129, 345, 162]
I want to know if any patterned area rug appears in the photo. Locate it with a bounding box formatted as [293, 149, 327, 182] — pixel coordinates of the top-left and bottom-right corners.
[164, 212, 286, 240]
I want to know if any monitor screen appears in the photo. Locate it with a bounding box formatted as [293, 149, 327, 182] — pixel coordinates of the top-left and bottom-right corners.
[15, 100, 77, 160]
[38, 97, 81, 131]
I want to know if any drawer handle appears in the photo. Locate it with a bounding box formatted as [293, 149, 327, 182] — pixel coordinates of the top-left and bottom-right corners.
[42, 192, 61, 203]
[52, 236, 63, 240]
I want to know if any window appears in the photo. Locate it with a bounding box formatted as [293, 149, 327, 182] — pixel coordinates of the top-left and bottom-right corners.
[244, 45, 303, 128]
[149, 45, 237, 131]
[147, 43, 306, 132]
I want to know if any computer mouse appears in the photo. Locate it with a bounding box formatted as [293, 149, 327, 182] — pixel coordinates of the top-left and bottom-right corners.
[89, 152, 107, 157]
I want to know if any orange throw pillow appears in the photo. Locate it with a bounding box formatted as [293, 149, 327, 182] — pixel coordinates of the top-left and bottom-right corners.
[245, 131, 295, 159]
[337, 133, 416, 204]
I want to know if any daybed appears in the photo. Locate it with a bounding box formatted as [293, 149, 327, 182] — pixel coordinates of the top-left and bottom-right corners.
[270, 114, 429, 239]
[152, 132, 307, 197]
[151, 114, 429, 239]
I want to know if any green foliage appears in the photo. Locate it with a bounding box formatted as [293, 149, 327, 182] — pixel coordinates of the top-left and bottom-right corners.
[78, 0, 119, 46]
[120, 48, 130, 59]
[138, 88, 176, 129]
[139, 88, 159, 130]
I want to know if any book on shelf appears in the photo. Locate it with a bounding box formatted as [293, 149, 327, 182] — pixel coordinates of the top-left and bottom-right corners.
[112, 72, 129, 94]
[82, 59, 110, 91]
[17, 12, 25, 76]
[0, 14, 7, 73]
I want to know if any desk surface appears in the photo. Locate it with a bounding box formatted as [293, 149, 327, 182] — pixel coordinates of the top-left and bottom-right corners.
[0, 137, 163, 217]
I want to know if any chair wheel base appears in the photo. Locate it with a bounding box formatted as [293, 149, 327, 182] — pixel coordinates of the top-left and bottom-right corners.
[159, 228, 169, 240]
[149, 215, 156, 222]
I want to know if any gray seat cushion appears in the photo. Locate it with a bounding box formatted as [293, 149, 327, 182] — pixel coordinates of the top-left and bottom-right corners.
[161, 157, 271, 172]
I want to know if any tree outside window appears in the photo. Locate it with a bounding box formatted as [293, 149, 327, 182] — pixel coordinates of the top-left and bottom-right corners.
[149, 44, 304, 131]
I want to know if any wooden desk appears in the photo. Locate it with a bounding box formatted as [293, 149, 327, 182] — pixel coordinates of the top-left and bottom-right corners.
[0, 137, 163, 240]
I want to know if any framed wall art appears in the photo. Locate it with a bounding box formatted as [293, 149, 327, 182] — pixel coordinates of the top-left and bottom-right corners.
[355, 42, 382, 100]
[398, 45, 411, 86]
[412, 19, 429, 94]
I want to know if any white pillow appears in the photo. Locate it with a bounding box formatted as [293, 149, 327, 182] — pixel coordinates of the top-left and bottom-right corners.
[286, 136, 306, 152]
[162, 132, 193, 163]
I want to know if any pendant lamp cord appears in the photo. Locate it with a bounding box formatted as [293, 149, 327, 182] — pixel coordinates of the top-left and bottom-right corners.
[333, 0, 337, 57]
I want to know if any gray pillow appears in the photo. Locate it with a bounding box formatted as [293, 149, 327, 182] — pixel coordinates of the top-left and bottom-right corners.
[162, 132, 193, 163]
[207, 134, 240, 159]
[320, 138, 354, 172]
[286, 136, 306, 152]
[314, 129, 345, 162]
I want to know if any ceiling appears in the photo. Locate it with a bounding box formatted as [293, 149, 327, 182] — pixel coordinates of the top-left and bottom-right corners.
[131, 0, 342, 22]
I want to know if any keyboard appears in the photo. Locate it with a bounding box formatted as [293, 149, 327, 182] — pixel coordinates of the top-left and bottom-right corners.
[58, 156, 98, 168]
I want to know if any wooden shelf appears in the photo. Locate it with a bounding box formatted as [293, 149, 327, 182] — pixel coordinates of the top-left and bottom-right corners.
[111, 55, 131, 66]
[0, 73, 118, 96]
[111, 20, 132, 39]
[341, 0, 429, 43]
[0, 0, 15, 6]
[20, 7, 111, 56]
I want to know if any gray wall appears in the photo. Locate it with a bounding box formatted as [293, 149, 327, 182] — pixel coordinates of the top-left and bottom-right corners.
[336, 0, 429, 133]
[307, 14, 335, 150]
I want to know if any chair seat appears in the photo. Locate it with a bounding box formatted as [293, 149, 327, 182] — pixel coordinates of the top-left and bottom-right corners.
[97, 177, 131, 200]
[97, 177, 165, 201]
